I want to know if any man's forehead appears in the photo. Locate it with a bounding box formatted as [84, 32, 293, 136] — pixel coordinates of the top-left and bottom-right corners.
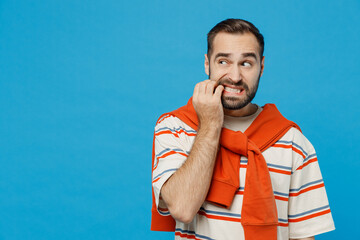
[211, 32, 260, 58]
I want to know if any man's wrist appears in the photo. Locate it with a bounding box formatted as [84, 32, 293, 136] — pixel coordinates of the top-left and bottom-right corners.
[197, 123, 222, 143]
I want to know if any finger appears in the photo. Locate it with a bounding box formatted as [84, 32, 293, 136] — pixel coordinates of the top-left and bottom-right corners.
[193, 82, 200, 99]
[197, 82, 205, 95]
[200, 79, 212, 94]
[205, 81, 216, 95]
[214, 84, 224, 98]
[202, 79, 211, 94]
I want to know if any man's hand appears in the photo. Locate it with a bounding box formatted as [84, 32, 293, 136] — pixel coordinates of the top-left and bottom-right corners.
[192, 79, 224, 128]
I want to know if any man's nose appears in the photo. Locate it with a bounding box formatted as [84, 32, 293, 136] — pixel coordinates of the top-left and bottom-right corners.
[227, 65, 242, 83]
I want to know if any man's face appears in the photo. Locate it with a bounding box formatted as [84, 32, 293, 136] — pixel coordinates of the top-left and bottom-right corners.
[204, 32, 265, 110]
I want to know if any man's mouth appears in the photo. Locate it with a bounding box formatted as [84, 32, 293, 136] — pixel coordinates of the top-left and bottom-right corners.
[223, 85, 245, 95]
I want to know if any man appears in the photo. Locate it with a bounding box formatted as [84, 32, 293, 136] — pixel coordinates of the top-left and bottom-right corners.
[151, 19, 335, 240]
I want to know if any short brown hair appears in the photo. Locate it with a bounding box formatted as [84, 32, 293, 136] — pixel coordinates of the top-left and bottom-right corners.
[207, 18, 264, 60]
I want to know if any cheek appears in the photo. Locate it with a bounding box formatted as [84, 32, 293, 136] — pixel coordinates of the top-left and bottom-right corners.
[246, 68, 261, 79]
[210, 65, 227, 79]
[241, 71, 259, 86]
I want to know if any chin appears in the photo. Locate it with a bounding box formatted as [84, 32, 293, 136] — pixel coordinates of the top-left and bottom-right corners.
[222, 100, 249, 110]
[221, 97, 250, 110]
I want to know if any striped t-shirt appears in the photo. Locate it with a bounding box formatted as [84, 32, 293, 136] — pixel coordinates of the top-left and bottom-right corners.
[152, 108, 335, 240]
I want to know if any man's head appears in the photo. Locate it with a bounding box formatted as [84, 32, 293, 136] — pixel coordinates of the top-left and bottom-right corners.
[204, 19, 265, 111]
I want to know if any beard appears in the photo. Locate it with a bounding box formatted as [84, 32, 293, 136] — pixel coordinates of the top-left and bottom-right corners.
[209, 67, 261, 110]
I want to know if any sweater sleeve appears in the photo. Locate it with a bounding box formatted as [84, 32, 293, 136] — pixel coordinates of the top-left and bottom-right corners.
[152, 115, 196, 215]
[288, 129, 335, 238]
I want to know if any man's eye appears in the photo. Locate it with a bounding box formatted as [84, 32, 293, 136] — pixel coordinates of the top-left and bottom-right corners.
[219, 60, 227, 65]
[242, 62, 251, 67]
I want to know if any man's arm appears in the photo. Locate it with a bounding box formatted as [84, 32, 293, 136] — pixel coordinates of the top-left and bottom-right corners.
[160, 80, 224, 223]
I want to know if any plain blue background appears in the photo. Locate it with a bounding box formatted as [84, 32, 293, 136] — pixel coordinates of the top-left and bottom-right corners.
[0, 0, 359, 239]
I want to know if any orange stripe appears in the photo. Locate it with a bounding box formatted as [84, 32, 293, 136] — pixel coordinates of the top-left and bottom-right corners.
[152, 162, 158, 171]
[278, 222, 289, 227]
[155, 130, 179, 138]
[292, 146, 306, 159]
[288, 209, 331, 222]
[275, 196, 289, 201]
[268, 167, 291, 175]
[198, 211, 241, 222]
[273, 144, 292, 149]
[296, 158, 318, 170]
[158, 150, 188, 159]
[236, 191, 244, 195]
[155, 129, 197, 138]
[289, 183, 325, 197]
[272, 144, 306, 159]
[175, 232, 198, 239]
[152, 177, 160, 183]
[157, 115, 171, 124]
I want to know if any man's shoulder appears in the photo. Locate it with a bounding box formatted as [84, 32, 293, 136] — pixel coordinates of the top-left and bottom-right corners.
[278, 126, 316, 154]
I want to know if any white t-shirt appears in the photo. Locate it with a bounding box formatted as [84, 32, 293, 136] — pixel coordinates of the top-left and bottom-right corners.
[223, 104, 262, 132]
[152, 106, 335, 240]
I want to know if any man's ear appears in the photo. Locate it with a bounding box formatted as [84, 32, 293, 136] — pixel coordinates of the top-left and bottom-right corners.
[260, 56, 265, 77]
[204, 54, 210, 76]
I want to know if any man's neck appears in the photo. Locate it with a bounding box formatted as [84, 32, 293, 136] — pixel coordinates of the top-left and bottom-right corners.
[223, 103, 258, 117]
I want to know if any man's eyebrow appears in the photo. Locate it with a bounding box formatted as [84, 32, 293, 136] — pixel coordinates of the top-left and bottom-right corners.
[214, 53, 231, 59]
[242, 52, 258, 60]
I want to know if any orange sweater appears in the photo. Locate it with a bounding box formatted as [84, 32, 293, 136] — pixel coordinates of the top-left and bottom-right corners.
[151, 98, 300, 240]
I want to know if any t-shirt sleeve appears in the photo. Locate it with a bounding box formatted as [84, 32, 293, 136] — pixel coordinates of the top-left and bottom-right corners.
[288, 129, 335, 238]
[152, 115, 195, 216]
